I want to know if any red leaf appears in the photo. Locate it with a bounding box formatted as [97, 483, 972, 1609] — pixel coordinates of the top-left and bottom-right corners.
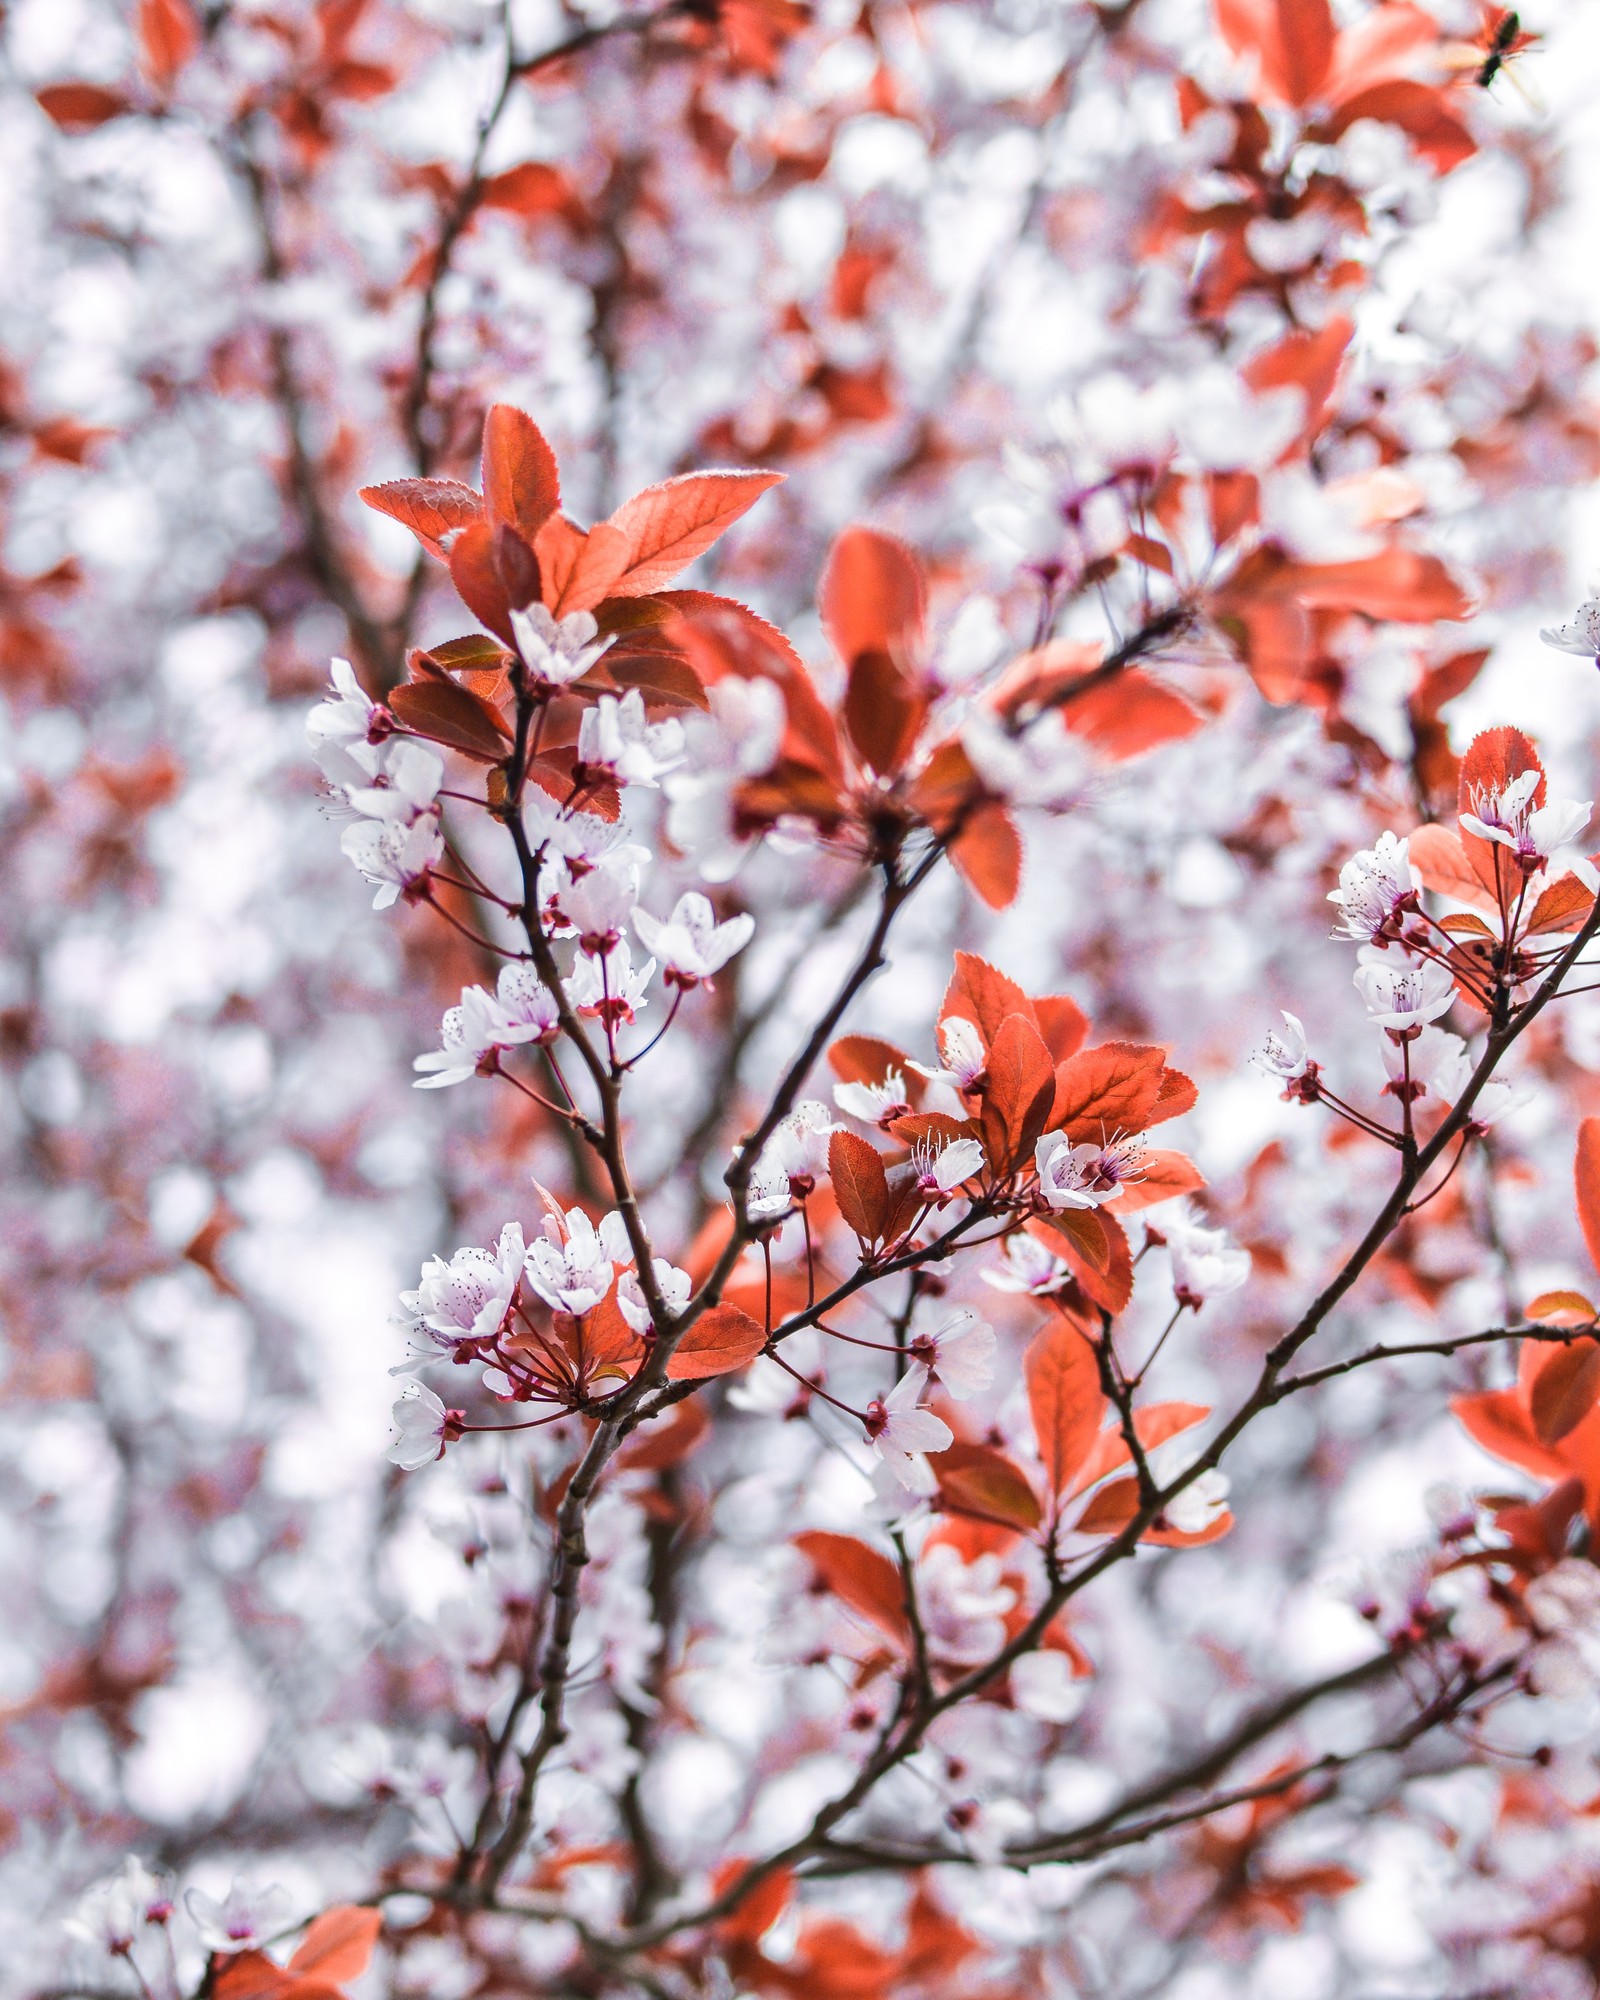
[478, 161, 579, 220]
[1049, 1042, 1168, 1142]
[1320, 81, 1474, 174]
[1275, 0, 1335, 105]
[794, 1530, 909, 1644]
[1530, 1341, 1600, 1449]
[1458, 726, 1545, 818]
[1061, 671, 1203, 762]
[1576, 1120, 1600, 1276]
[289, 1906, 381, 1981]
[1243, 316, 1352, 447]
[933, 1441, 1042, 1533]
[1024, 1321, 1105, 1498]
[665, 1302, 767, 1381]
[360, 477, 482, 561]
[1104, 1149, 1206, 1215]
[482, 405, 561, 545]
[843, 650, 927, 777]
[1075, 1474, 1140, 1535]
[138, 0, 200, 83]
[1407, 823, 1499, 914]
[535, 515, 630, 616]
[983, 1013, 1057, 1169]
[1325, 2, 1439, 101]
[949, 802, 1023, 909]
[1035, 994, 1090, 1063]
[819, 525, 926, 667]
[829, 1130, 891, 1243]
[613, 1398, 711, 1472]
[447, 518, 515, 644]
[390, 676, 512, 763]
[1069, 1210, 1134, 1315]
[828, 1035, 916, 1092]
[1526, 874, 1594, 938]
[1283, 549, 1471, 623]
[607, 470, 784, 597]
[939, 952, 1036, 1049]
[1525, 1291, 1599, 1330]
[1451, 1387, 1569, 1482]
[35, 82, 130, 129]
[212, 1956, 294, 2000]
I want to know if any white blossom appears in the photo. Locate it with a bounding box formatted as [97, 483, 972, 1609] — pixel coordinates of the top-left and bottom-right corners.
[665, 676, 787, 879]
[1010, 1649, 1089, 1724]
[64, 1857, 172, 1956]
[748, 1100, 836, 1218]
[910, 1307, 995, 1398]
[184, 1877, 296, 1953]
[833, 1072, 913, 1127]
[306, 657, 383, 788]
[387, 1382, 452, 1471]
[524, 1207, 616, 1316]
[1353, 955, 1457, 1033]
[1328, 831, 1415, 942]
[413, 967, 561, 1088]
[1460, 768, 1594, 880]
[632, 892, 753, 987]
[912, 1136, 984, 1198]
[577, 687, 685, 785]
[1035, 1131, 1143, 1208]
[1257, 1009, 1311, 1080]
[557, 853, 640, 950]
[510, 603, 613, 687]
[982, 1232, 1072, 1295]
[864, 1363, 953, 1491]
[344, 738, 445, 824]
[400, 1224, 524, 1349]
[1539, 600, 1600, 659]
[1164, 1208, 1251, 1306]
[617, 1258, 691, 1334]
[916, 1545, 1015, 1662]
[340, 809, 444, 910]
[910, 1015, 987, 1091]
[566, 939, 654, 1023]
[1163, 1467, 1230, 1535]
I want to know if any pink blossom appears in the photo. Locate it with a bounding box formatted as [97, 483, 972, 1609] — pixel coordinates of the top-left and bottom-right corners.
[863, 1363, 954, 1491]
[632, 892, 753, 988]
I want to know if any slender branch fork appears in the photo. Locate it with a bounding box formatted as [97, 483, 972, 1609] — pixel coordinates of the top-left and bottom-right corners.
[449, 888, 1600, 1955]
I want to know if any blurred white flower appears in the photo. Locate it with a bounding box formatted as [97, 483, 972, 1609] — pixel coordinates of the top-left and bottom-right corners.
[184, 1877, 295, 1953]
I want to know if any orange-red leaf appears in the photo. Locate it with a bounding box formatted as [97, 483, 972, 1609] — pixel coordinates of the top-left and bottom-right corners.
[933, 1441, 1042, 1534]
[1525, 1291, 1599, 1330]
[35, 82, 130, 129]
[1458, 726, 1545, 818]
[361, 477, 483, 562]
[1035, 994, 1089, 1063]
[482, 405, 561, 545]
[830, 1130, 890, 1243]
[794, 1530, 909, 1644]
[1276, 0, 1335, 104]
[665, 1302, 767, 1380]
[613, 1397, 711, 1472]
[1050, 1042, 1167, 1142]
[212, 1956, 293, 2000]
[1024, 1321, 1105, 1498]
[1061, 670, 1203, 762]
[1530, 1341, 1600, 1449]
[447, 518, 515, 644]
[828, 1035, 915, 1091]
[1451, 1387, 1568, 1482]
[819, 525, 925, 667]
[939, 952, 1036, 1049]
[1075, 1474, 1140, 1536]
[289, 1907, 381, 1982]
[535, 515, 630, 616]
[139, 0, 200, 84]
[390, 677, 512, 763]
[1321, 81, 1474, 174]
[1407, 823, 1498, 914]
[478, 161, 579, 220]
[984, 1012, 1057, 1167]
[1104, 1149, 1205, 1215]
[1576, 1119, 1600, 1276]
[1285, 549, 1471, 623]
[843, 650, 926, 777]
[607, 470, 784, 597]
[1525, 874, 1594, 938]
[949, 802, 1023, 909]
